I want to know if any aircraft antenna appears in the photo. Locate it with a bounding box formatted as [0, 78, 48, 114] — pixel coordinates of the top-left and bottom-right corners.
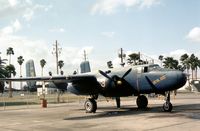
[118, 48, 126, 67]
[52, 40, 62, 75]
[83, 50, 87, 61]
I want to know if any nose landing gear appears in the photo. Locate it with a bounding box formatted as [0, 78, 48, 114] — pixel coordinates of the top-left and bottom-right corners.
[163, 92, 173, 112]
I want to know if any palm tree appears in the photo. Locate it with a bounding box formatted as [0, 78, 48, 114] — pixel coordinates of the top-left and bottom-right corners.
[0, 57, 8, 78]
[158, 55, 164, 67]
[5, 64, 16, 97]
[6, 47, 14, 65]
[17, 56, 24, 90]
[0, 56, 8, 94]
[180, 54, 190, 73]
[189, 54, 197, 80]
[58, 60, 64, 75]
[127, 53, 140, 65]
[197, 59, 200, 79]
[17, 56, 24, 77]
[40, 59, 46, 76]
[163, 57, 179, 69]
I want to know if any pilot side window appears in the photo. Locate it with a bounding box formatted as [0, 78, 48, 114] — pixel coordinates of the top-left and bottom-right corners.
[137, 66, 148, 73]
[144, 67, 148, 73]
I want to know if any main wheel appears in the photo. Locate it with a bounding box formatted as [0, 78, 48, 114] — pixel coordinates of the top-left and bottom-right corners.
[163, 101, 173, 112]
[84, 98, 97, 113]
[136, 95, 148, 109]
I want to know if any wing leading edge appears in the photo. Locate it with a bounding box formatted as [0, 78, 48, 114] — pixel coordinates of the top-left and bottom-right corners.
[0, 74, 101, 95]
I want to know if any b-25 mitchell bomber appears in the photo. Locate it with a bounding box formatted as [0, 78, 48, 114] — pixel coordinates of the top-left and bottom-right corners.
[0, 64, 187, 113]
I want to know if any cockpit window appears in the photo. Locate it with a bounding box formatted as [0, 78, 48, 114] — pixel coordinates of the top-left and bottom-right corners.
[136, 66, 148, 73]
[148, 64, 161, 71]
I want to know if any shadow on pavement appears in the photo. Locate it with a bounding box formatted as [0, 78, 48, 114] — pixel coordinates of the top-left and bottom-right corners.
[64, 103, 200, 120]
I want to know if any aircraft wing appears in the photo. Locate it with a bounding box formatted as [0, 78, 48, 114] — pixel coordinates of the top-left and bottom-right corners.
[0, 74, 99, 84]
[0, 74, 101, 95]
[0, 76, 68, 82]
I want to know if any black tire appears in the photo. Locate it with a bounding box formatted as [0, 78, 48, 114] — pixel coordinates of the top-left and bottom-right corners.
[163, 101, 173, 112]
[136, 95, 148, 109]
[84, 98, 97, 113]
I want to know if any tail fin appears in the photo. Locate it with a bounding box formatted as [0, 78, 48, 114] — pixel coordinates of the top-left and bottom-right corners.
[26, 60, 36, 91]
[80, 61, 91, 73]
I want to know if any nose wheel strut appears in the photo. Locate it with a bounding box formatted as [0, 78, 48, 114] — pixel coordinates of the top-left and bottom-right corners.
[163, 92, 173, 112]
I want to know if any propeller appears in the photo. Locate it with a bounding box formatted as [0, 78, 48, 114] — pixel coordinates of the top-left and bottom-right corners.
[122, 68, 132, 79]
[98, 68, 132, 109]
[98, 68, 132, 86]
[145, 76, 158, 92]
[98, 70, 112, 81]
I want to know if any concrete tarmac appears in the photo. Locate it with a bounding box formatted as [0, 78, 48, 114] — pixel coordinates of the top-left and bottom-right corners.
[0, 92, 200, 131]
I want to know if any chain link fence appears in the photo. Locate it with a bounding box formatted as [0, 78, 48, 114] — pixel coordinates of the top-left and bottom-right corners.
[0, 91, 87, 111]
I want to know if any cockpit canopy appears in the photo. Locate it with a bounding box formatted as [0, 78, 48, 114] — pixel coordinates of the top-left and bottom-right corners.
[134, 64, 161, 73]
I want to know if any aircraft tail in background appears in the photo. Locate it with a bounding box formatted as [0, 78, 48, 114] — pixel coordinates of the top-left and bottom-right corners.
[26, 59, 36, 91]
[80, 61, 91, 73]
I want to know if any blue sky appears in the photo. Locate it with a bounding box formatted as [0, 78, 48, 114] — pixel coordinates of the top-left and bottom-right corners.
[1, 0, 200, 77]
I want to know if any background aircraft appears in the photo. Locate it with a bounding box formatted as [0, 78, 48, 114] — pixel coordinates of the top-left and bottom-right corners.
[0, 64, 187, 113]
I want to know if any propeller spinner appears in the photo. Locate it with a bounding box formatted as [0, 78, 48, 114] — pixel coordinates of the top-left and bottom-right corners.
[98, 68, 132, 87]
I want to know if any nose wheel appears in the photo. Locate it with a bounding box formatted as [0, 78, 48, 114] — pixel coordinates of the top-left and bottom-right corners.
[163, 92, 173, 112]
[84, 98, 97, 113]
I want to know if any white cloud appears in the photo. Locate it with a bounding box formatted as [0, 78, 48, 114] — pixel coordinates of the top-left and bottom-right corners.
[23, 8, 34, 21]
[13, 19, 21, 31]
[140, 0, 160, 8]
[8, 0, 18, 7]
[49, 28, 65, 33]
[1, 26, 14, 35]
[0, 0, 52, 21]
[91, 0, 161, 15]
[165, 49, 190, 61]
[186, 27, 200, 43]
[101, 31, 115, 38]
[0, 19, 21, 36]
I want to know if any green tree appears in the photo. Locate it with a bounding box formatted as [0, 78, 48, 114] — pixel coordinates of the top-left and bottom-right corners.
[127, 53, 140, 65]
[158, 55, 164, 66]
[17, 56, 24, 77]
[40, 59, 46, 76]
[17, 56, 24, 90]
[0, 56, 8, 93]
[180, 54, 190, 73]
[5, 64, 16, 97]
[163, 57, 179, 69]
[6, 47, 14, 65]
[58, 60, 64, 75]
[189, 54, 198, 80]
[0, 57, 8, 78]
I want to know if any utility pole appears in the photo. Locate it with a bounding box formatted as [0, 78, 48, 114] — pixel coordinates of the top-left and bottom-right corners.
[118, 48, 126, 67]
[83, 50, 87, 62]
[52, 40, 62, 75]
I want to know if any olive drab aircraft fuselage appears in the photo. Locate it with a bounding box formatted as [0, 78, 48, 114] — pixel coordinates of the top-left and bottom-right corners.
[0, 64, 187, 113]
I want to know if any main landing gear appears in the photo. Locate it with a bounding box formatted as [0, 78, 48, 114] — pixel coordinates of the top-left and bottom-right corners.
[136, 94, 173, 112]
[136, 95, 148, 109]
[163, 92, 173, 112]
[84, 95, 98, 113]
[84, 93, 173, 113]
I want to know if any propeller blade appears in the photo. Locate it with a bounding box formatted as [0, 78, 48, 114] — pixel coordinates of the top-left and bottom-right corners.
[98, 70, 112, 80]
[145, 76, 158, 92]
[122, 68, 132, 78]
